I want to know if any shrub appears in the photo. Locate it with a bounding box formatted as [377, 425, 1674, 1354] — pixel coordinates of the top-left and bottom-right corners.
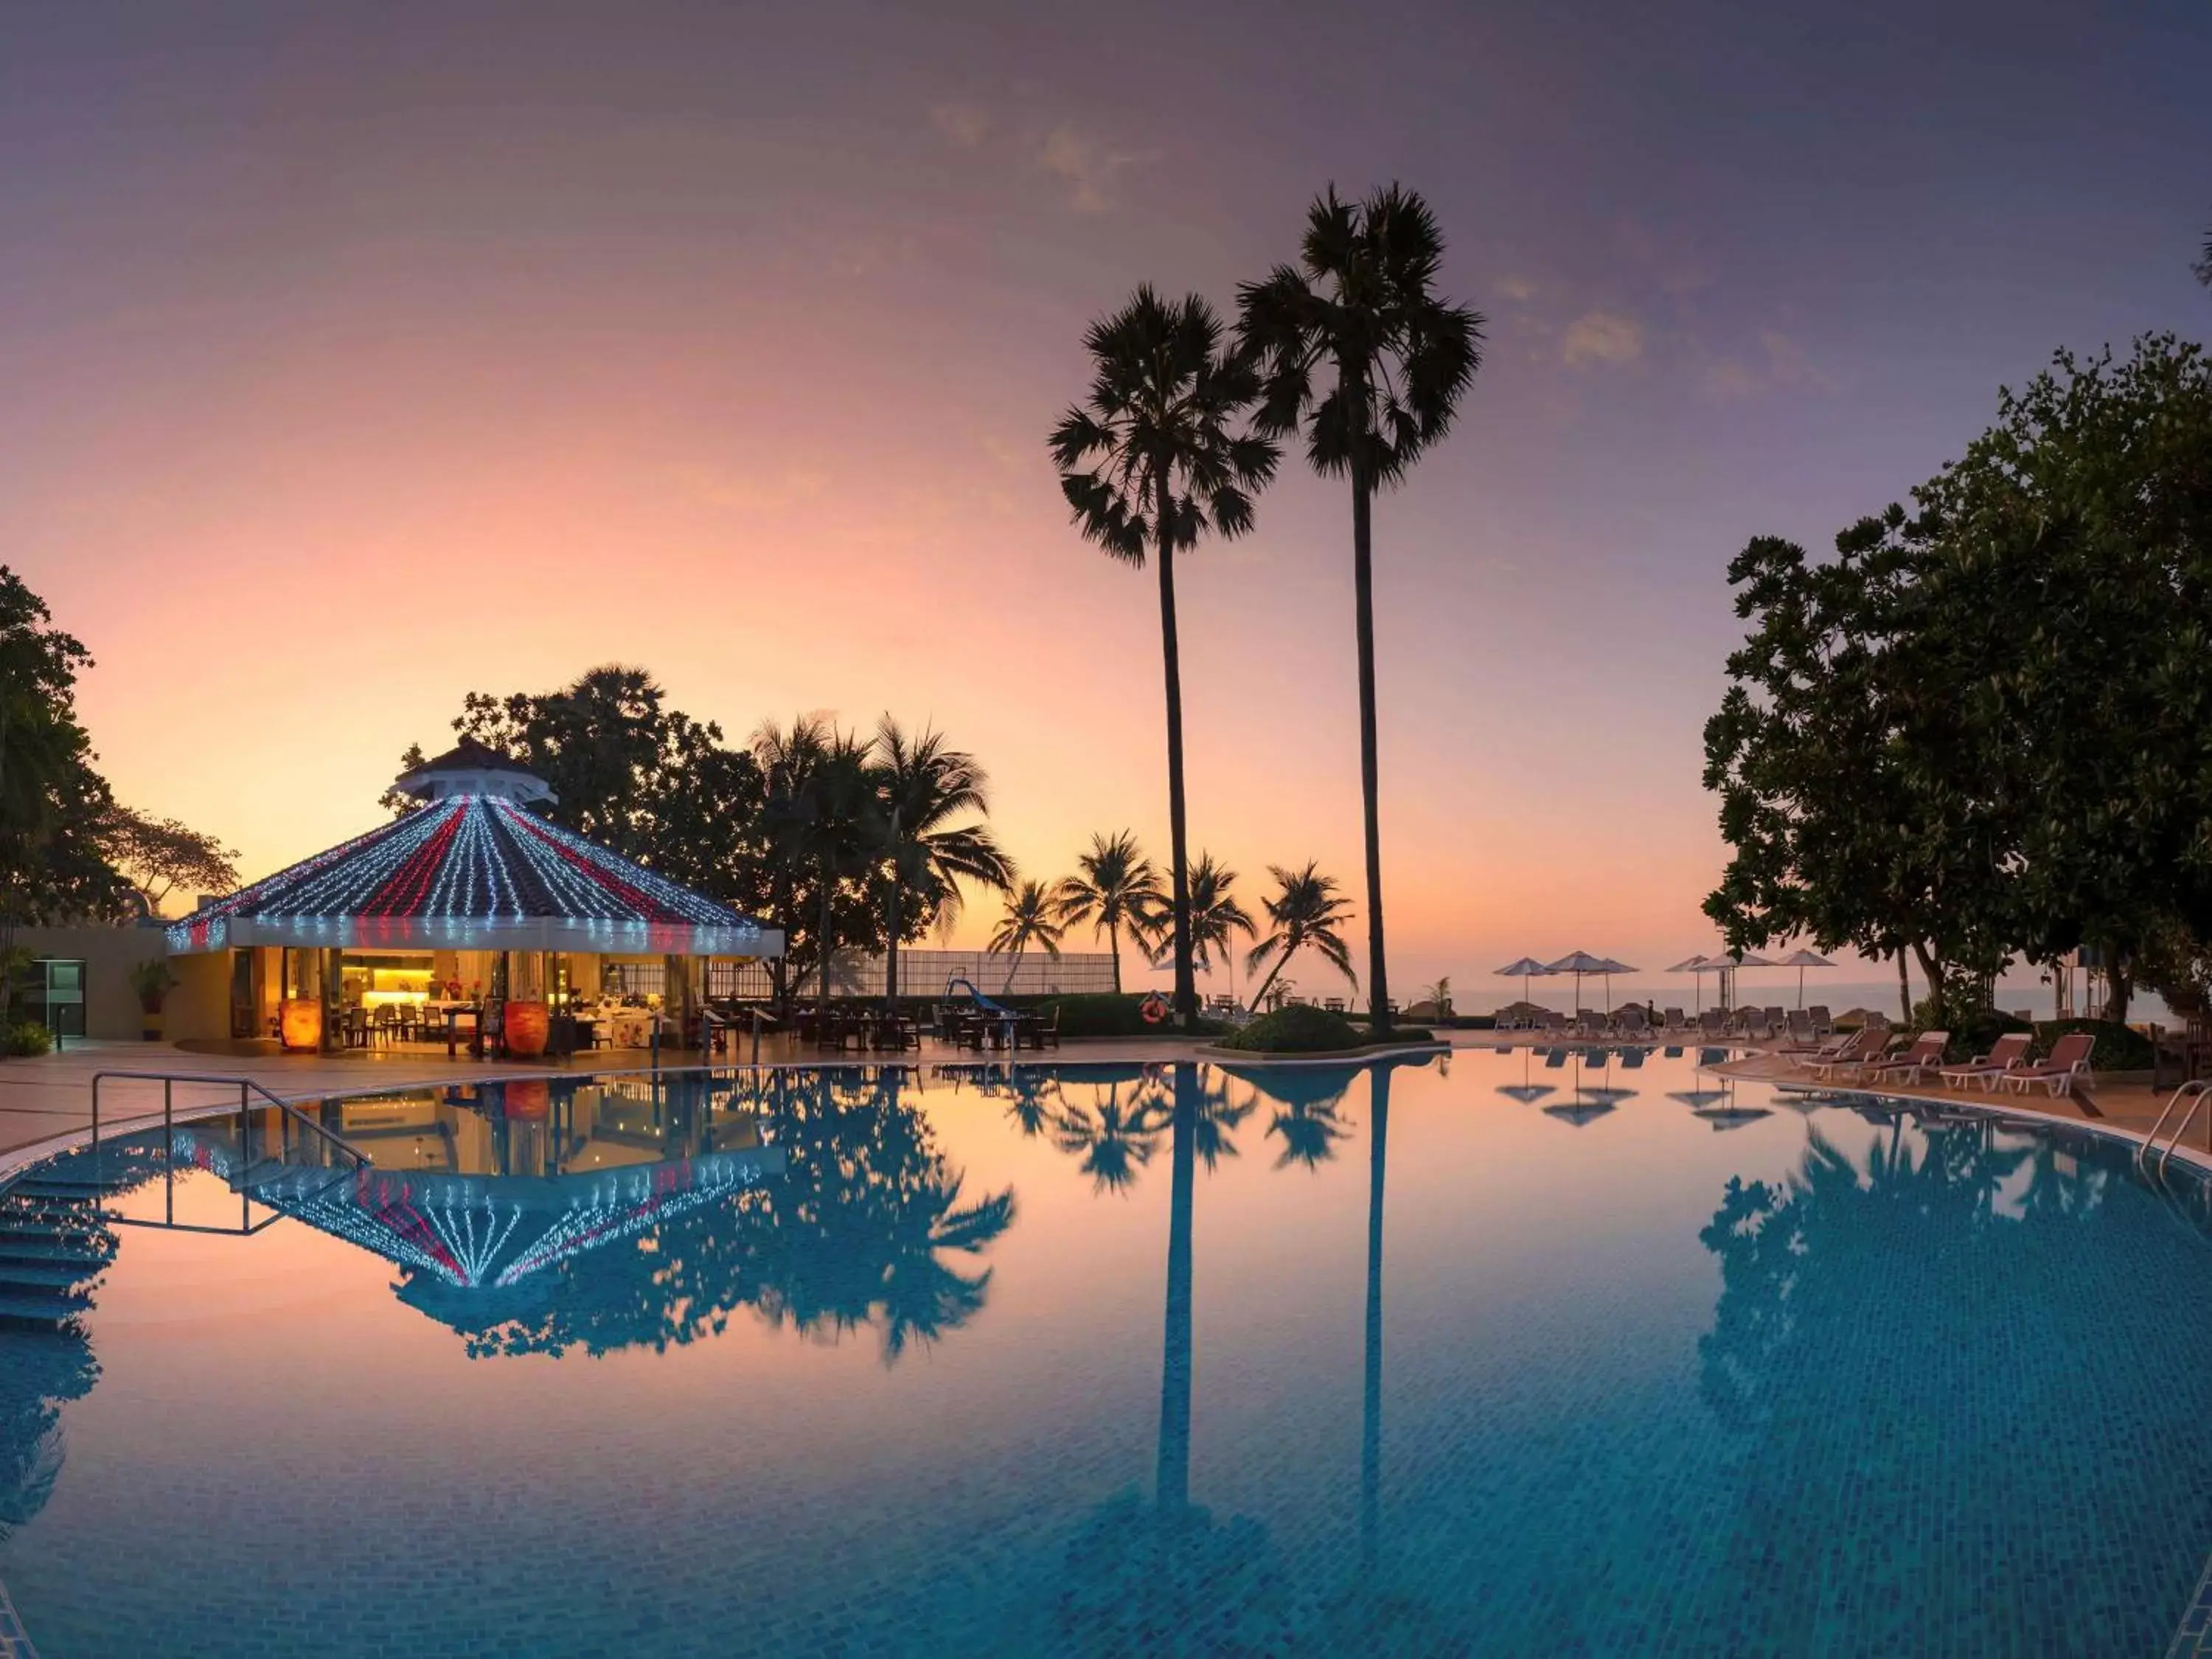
[1939, 1008, 2032, 1064]
[1035, 993, 1223, 1039]
[2032, 1017, 2152, 1071]
[0, 1022, 52, 1058]
[1219, 1005, 1363, 1052]
[1217, 1006, 1439, 1053]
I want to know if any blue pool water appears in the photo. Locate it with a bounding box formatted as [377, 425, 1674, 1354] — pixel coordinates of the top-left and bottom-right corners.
[4, 1049, 2212, 1656]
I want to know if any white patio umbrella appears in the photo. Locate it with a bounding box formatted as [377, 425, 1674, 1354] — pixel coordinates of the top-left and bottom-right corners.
[1543, 951, 1615, 1014]
[1493, 956, 1552, 1020]
[1777, 947, 1835, 1009]
[1594, 957, 1638, 1014]
[1715, 951, 1777, 1012]
[1663, 956, 1717, 1022]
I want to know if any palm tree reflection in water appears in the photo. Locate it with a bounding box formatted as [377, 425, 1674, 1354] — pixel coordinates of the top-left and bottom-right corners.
[418, 1068, 1015, 1363]
[1688, 1112, 2212, 1654]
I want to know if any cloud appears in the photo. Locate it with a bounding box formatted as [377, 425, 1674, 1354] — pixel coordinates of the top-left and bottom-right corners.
[929, 101, 990, 149]
[1700, 331, 1832, 400]
[1561, 311, 1644, 369]
[1702, 359, 1760, 400]
[1757, 329, 1829, 389]
[1036, 125, 1153, 213]
[1495, 275, 1537, 302]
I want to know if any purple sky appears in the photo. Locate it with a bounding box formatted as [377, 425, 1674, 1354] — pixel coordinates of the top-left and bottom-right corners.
[3, 0, 2207, 992]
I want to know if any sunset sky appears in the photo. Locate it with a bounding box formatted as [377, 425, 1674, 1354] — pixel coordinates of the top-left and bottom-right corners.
[6, 1, 2208, 998]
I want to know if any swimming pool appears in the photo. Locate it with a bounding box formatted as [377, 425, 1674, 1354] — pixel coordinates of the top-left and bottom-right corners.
[2, 1048, 2210, 1655]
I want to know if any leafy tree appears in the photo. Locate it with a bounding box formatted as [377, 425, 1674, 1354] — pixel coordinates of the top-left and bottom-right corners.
[989, 878, 1066, 992]
[1705, 337, 2212, 1021]
[393, 664, 770, 913]
[1244, 860, 1357, 1012]
[2197, 221, 2211, 290]
[872, 717, 1012, 1010]
[97, 806, 237, 916]
[1239, 185, 1483, 1034]
[1051, 288, 1277, 1033]
[0, 568, 131, 950]
[1054, 830, 1167, 995]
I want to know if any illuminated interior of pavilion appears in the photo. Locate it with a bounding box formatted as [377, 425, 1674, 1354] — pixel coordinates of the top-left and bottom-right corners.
[164, 740, 784, 1057]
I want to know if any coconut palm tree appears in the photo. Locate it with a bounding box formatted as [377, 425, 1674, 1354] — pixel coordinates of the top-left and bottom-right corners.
[749, 714, 830, 1016]
[1054, 830, 1168, 995]
[1051, 289, 1279, 1033]
[990, 879, 1066, 994]
[801, 727, 883, 1026]
[1245, 860, 1357, 1013]
[1238, 185, 1482, 1035]
[1180, 851, 1256, 986]
[873, 717, 1013, 1013]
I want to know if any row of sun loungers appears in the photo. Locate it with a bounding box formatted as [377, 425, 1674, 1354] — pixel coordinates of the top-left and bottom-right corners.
[1498, 1004, 1843, 1045]
[1795, 1026, 2096, 1098]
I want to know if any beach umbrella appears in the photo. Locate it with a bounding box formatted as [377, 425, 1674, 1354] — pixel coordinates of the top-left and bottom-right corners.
[1543, 951, 1615, 1014]
[1714, 951, 1776, 1011]
[1667, 953, 1716, 1016]
[1542, 1099, 1615, 1126]
[1594, 957, 1638, 1014]
[1493, 956, 1552, 1020]
[1667, 1088, 1730, 1108]
[1777, 947, 1834, 1009]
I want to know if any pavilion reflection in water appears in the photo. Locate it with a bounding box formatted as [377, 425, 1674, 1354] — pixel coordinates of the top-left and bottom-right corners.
[163, 1066, 1012, 1361]
[177, 1074, 783, 1293]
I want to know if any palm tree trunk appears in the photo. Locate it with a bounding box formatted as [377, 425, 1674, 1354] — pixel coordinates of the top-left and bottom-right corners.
[1361, 1061, 1391, 1572]
[1246, 942, 1296, 1015]
[1110, 918, 1122, 995]
[818, 858, 835, 1026]
[1351, 465, 1391, 1034]
[1001, 942, 1023, 996]
[1896, 950, 1911, 1026]
[1157, 1068, 1196, 1514]
[1154, 476, 1197, 1034]
[884, 816, 903, 1018]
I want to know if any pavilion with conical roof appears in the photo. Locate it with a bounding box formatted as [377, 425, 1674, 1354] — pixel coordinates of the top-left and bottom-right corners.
[163, 745, 782, 1054]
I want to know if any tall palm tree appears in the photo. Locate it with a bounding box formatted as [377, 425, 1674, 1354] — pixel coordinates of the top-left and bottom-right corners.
[990, 879, 1066, 994]
[801, 727, 882, 1026]
[1245, 860, 1357, 1012]
[1239, 185, 1482, 1035]
[1054, 830, 1168, 995]
[1051, 288, 1279, 1032]
[872, 717, 1013, 1014]
[749, 714, 830, 1017]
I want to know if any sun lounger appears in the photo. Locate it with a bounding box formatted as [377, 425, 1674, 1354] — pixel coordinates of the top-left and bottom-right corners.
[1997, 1032, 2096, 1098]
[1778, 1011, 1816, 1049]
[1807, 1029, 1887, 1081]
[1661, 1007, 1688, 1033]
[1860, 1031, 1950, 1086]
[1934, 1031, 2033, 1092]
[1807, 1004, 1834, 1037]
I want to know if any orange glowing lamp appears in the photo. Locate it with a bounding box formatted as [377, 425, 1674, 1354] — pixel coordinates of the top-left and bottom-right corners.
[504, 999, 550, 1058]
[279, 998, 323, 1051]
[504, 1079, 551, 1121]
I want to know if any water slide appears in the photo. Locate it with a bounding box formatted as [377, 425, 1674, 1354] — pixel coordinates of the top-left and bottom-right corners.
[942, 977, 1013, 1016]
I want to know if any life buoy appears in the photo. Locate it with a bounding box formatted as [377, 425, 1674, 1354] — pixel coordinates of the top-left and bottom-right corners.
[1140, 992, 1170, 1025]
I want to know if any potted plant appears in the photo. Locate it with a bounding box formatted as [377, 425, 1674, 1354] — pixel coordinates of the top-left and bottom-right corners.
[129, 957, 179, 1041]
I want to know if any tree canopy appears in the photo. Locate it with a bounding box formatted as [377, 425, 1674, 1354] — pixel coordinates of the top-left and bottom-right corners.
[1705, 335, 2212, 1017]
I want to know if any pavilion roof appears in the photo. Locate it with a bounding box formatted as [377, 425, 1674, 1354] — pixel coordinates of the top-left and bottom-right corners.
[167, 793, 780, 957]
